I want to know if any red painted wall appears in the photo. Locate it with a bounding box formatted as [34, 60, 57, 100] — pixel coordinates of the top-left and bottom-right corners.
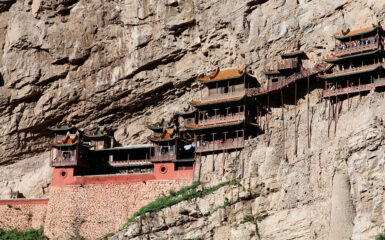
[53, 162, 194, 186]
[0, 199, 49, 205]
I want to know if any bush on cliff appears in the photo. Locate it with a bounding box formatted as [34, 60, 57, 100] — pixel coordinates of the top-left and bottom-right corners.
[123, 179, 241, 229]
[0, 227, 47, 240]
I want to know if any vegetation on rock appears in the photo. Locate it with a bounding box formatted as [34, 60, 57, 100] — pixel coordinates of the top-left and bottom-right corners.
[0, 227, 47, 240]
[123, 179, 241, 229]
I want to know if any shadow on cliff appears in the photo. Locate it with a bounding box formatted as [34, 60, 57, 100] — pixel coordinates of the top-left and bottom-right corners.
[0, 72, 4, 87]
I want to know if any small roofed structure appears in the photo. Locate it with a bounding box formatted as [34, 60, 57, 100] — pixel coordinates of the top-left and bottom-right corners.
[83, 126, 114, 150]
[49, 125, 91, 167]
[148, 119, 178, 162]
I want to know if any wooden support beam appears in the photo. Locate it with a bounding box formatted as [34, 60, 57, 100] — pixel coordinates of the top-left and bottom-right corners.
[294, 82, 298, 157]
[307, 75, 311, 148]
[281, 89, 285, 160]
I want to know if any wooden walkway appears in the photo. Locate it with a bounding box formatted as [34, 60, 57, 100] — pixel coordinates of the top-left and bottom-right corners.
[323, 79, 385, 98]
[246, 63, 333, 97]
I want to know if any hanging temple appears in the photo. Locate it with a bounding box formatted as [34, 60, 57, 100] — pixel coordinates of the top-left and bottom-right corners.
[48, 25, 385, 185]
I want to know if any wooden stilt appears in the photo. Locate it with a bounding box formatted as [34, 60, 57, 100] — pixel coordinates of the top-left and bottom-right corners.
[307, 75, 311, 148]
[294, 82, 298, 157]
[281, 89, 285, 160]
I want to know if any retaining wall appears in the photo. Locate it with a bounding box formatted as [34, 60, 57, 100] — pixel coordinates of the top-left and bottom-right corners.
[44, 179, 192, 239]
[0, 199, 48, 230]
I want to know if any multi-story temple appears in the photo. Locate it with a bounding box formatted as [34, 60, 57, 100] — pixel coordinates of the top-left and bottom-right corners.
[321, 25, 385, 98]
[48, 24, 385, 185]
[185, 68, 260, 155]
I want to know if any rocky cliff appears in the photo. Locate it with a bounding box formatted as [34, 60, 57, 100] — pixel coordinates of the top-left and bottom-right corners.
[113, 91, 385, 240]
[1, 0, 384, 163]
[1, 0, 385, 239]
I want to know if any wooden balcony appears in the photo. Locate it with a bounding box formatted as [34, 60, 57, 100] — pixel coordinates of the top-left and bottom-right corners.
[199, 91, 245, 104]
[195, 138, 244, 153]
[108, 159, 152, 167]
[334, 40, 378, 57]
[320, 63, 383, 79]
[150, 154, 176, 162]
[198, 114, 245, 126]
[277, 59, 298, 70]
[51, 157, 78, 167]
[323, 78, 385, 98]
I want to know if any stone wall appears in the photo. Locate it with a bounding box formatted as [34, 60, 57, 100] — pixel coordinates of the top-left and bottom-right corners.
[0, 199, 48, 230]
[44, 179, 192, 240]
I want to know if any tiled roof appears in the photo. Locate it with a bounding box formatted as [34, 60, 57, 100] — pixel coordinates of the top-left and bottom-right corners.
[198, 67, 246, 82]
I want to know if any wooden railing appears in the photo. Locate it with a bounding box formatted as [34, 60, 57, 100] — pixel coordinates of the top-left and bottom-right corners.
[150, 154, 176, 162]
[244, 63, 346, 97]
[323, 63, 382, 78]
[334, 39, 378, 57]
[108, 159, 151, 167]
[200, 90, 245, 103]
[277, 59, 298, 70]
[198, 113, 245, 126]
[51, 151, 77, 167]
[323, 78, 385, 98]
[196, 137, 244, 153]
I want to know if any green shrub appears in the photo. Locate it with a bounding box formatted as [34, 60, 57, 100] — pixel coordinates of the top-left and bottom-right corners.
[242, 215, 255, 223]
[375, 230, 385, 240]
[0, 227, 47, 240]
[123, 179, 241, 229]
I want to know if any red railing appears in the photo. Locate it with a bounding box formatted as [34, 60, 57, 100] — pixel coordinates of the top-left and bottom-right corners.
[200, 91, 245, 104]
[323, 77, 385, 98]
[198, 113, 245, 126]
[323, 84, 373, 97]
[277, 59, 298, 70]
[196, 137, 244, 153]
[334, 38, 378, 57]
[322, 63, 382, 78]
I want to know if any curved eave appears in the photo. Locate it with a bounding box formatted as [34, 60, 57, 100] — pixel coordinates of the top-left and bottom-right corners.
[146, 125, 174, 131]
[175, 110, 196, 117]
[51, 142, 78, 148]
[324, 49, 381, 63]
[281, 51, 304, 58]
[148, 137, 176, 143]
[263, 70, 281, 76]
[319, 65, 383, 80]
[48, 126, 75, 132]
[185, 120, 245, 132]
[189, 96, 245, 108]
[334, 27, 377, 40]
[84, 134, 108, 139]
[197, 73, 246, 85]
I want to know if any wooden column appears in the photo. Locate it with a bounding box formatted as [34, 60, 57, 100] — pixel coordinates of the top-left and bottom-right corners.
[307, 74, 311, 148]
[212, 132, 216, 172]
[281, 89, 285, 160]
[294, 81, 298, 157]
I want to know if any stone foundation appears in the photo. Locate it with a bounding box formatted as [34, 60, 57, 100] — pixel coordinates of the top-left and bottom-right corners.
[0, 199, 48, 230]
[44, 179, 192, 239]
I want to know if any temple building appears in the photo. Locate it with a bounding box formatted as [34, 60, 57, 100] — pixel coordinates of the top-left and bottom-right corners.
[184, 67, 260, 157]
[320, 25, 385, 98]
[147, 118, 195, 178]
[49, 126, 90, 168]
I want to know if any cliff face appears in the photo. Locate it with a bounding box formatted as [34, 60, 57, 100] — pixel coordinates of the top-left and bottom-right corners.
[114, 92, 385, 240]
[1, 0, 385, 239]
[1, 0, 384, 163]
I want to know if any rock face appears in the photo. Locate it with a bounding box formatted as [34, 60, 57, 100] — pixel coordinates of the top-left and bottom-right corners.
[114, 92, 385, 240]
[1, 0, 385, 239]
[1, 0, 384, 163]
